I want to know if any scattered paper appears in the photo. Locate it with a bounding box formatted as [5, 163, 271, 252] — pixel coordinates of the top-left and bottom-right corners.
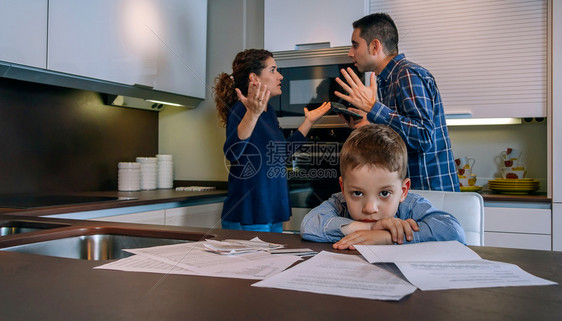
[203, 238, 284, 255]
[94, 253, 199, 276]
[395, 259, 557, 291]
[355, 241, 482, 263]
[252, 251, 417, 301]
[355, 241, 557, 290]
[95, 240, 301, 280]
[269, 248, 317, 257]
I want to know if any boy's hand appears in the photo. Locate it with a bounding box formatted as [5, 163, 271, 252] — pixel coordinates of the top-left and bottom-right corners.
[333, 230, 390, 250]
[372, 218, 419, 244]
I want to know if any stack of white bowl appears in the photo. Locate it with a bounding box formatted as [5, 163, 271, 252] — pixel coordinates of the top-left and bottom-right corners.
[157, 154, 174, 189]
[118, 162, 141, 191]
[136, 157, 158, 190]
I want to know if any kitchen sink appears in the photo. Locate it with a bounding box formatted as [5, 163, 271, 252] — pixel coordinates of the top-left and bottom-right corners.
[1, 232, 205, 260]
[0, 220, 70, 236]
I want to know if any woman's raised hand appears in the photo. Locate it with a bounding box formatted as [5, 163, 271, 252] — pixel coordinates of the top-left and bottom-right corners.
[235, 80, 270, 117]
[297, 102, 332, 137]
[304, 101, 332, 123]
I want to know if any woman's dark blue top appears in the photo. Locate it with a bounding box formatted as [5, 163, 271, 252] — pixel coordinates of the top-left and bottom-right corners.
[221, 101, 306, 225]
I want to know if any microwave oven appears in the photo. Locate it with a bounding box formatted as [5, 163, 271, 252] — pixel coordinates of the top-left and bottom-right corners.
[269, 63, 363, 117]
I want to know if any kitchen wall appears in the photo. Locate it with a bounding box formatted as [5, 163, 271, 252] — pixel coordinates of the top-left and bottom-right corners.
[161, 0, 549, 192]
[0, 77, 158, 195]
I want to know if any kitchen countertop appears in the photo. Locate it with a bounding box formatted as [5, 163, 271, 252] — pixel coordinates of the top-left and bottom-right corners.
[0, 189, 228, 216]
[0, 187, 550, 222]
[0, 216, 560, 321]
[479, 191, 550, 203]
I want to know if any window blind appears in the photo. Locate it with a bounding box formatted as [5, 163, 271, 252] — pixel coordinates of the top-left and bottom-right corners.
[368, 0, 547, 117]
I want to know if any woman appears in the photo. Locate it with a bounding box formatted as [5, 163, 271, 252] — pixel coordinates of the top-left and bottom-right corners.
[214, 49, 331, 232]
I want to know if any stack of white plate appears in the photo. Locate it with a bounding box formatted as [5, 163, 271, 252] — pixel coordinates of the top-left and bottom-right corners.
[157, 154, 174, 189]
[136, 157, 158, 190]
[118, 162, 141, 191]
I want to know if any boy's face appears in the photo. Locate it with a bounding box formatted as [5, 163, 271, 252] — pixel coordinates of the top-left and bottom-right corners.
[340, 165, 410, 222]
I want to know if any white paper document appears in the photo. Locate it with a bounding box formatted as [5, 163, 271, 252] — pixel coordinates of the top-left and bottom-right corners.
[395, 259, 557, 291]
[355, 241, 482, 263]
[355, 241, 557, 290]
[252, 251, 417, 301]
[204, 238, 285, 255]
[95, 241, 301, 280]
[94, 253, 200, 276]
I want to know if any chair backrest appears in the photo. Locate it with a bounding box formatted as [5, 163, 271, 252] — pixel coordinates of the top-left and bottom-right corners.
[410, 190, 484, 246]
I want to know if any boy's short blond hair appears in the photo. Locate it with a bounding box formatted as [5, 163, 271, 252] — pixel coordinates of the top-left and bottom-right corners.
[340, 124, 408, 179]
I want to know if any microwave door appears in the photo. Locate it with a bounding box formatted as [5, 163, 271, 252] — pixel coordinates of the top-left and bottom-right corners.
[274, 63, 361, 117]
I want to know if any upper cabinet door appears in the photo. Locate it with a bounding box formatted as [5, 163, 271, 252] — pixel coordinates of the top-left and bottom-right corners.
[48, 0, 207, 98]
[264, 0, 365, 52]
[0, 0, 48, 68]
[150, 0, 207, 99]
[48, 0, 159, 88]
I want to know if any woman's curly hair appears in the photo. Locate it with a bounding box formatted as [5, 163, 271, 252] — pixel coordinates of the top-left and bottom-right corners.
[213, 49, 273, 126]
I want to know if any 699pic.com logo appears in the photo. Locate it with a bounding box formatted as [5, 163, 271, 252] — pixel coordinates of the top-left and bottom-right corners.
[224, 142, 262, 179]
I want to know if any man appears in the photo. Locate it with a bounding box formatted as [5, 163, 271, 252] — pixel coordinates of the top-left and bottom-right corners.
[335, 13, 459, 192]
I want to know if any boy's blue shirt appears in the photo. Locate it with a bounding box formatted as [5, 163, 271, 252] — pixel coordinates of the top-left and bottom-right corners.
[300, 192, 466, 244]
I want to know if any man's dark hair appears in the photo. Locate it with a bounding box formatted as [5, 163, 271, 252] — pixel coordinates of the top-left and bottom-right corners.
[352, 13, 399, 55]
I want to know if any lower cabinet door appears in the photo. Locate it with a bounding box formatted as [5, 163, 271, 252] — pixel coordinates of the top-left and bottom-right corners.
[484, 232, 551, 251]
[484, 206, 551, 250]
[89, 209, 166, 225]
[165, 203, 223, 229]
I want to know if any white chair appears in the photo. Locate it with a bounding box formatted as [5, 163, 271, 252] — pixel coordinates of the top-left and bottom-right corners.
[410, 190, 484, 246]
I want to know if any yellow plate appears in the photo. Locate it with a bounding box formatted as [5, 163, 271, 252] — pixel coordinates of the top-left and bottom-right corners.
[460, 186, 482, 192]
[488, 179, 539, 187]
[488, 178, 538, 183]
[488, 183, 539, 187]
[489, 186, 539, 195]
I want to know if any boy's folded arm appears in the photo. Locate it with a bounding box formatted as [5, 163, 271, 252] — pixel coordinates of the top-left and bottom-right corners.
[341, 221, 374, 235]
[401, 195, 467, 244]
[300, 198, 354, 243]
[333, 230, 393, 249]
[413, 216, 466, 244]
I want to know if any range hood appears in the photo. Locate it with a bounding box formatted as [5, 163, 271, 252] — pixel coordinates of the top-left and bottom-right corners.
[103, 94, 200, 111]
[0, 61, 203, 111]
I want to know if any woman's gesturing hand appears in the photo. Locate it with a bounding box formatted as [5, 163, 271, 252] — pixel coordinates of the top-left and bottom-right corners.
[304, 101, 332, 123]
[297, 102, 332, 137]
[235, 80, 270, 116]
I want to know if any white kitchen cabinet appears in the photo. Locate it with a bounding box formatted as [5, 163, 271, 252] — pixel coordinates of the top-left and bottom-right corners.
[47, 0, 206, 98]
[0, 0, 47, 68]
[553, 203, 562, 251]
[264, 0, 365, 52]
[89, 209, 166, 225]
[484, 206, 551, 251]
[165, 203, 222, 229]
[149, 0, 207, 98]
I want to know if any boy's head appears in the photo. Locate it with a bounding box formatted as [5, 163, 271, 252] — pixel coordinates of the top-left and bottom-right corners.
[339, 124, 410, 222]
